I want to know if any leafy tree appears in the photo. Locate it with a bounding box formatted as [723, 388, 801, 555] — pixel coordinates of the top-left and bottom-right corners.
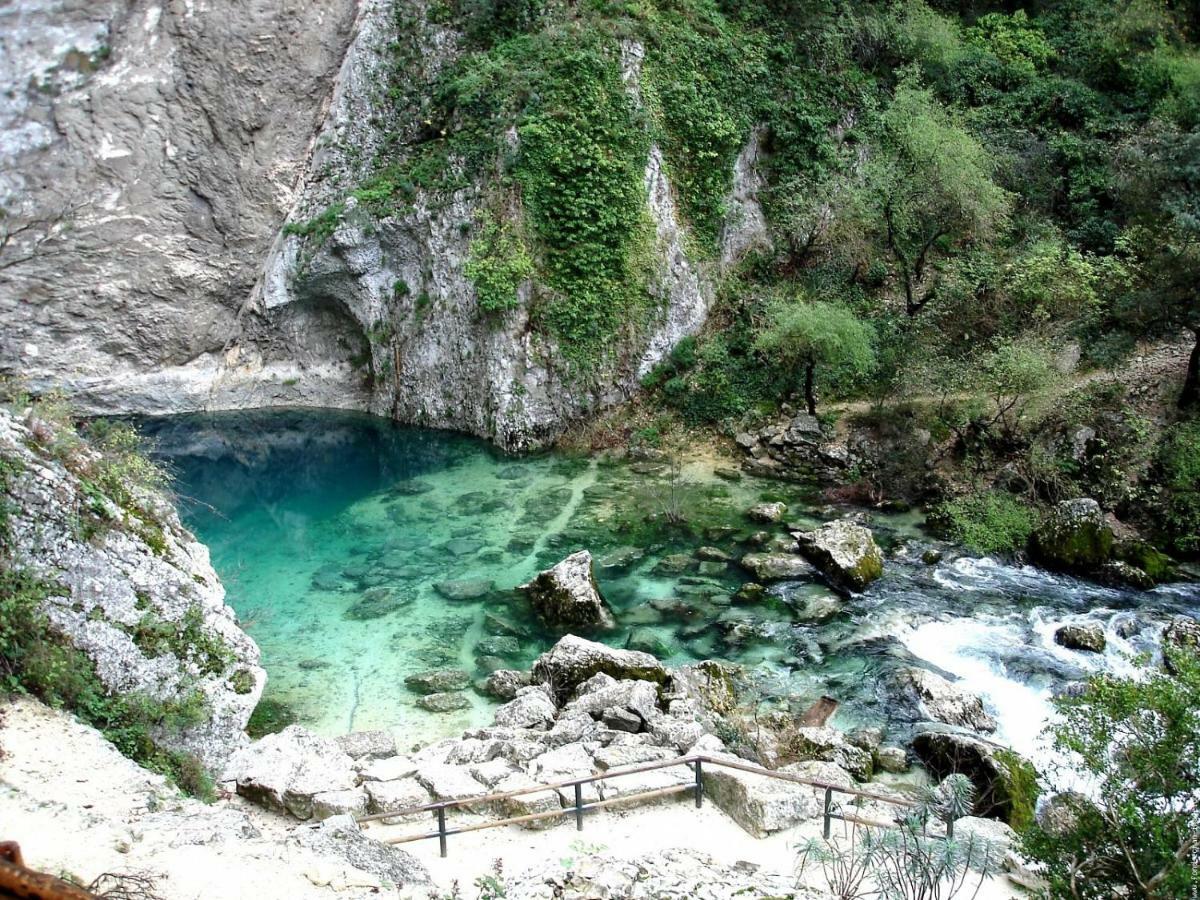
[754, 299, 875, 415]
[1019, 648, 1200, 899]
[859, 83, 1011, 316]
[1114, 125, 1200, 409]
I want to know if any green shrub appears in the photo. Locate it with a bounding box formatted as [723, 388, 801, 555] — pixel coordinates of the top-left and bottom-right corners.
[1151, 419, 1200, 556]
[466, 211, 533, 314]
[1019, 650, 1200, 898]
[930, 490, 1038, 554]
[0, 568, 215, 799]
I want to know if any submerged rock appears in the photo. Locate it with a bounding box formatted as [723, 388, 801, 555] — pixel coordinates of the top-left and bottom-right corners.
[1054, 623, 1107, 653]
[739, 553, 816, 582]
[1030, 498, 1114, 575]
[747, 502, 788, 524]
[404, 669, 471, 695]
[434, 578, 494, 601]
[794, 519, 884, 591]
[626, 627, 675, 658]
[520, 550, 616, 632]
[893, 667, 997, 733]
[415, 692, 471, 713]
[224, 725, 357, 820]
[531, 635, 668, 704]
[344, 588, 406, 620]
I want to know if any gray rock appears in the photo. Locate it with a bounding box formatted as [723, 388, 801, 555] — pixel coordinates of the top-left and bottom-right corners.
[520, 551, 616, 632]
[310, 788, 369, 821]
[529, 743, 600, 804]
[565, 679, 660, 722]
[747, 502, 787, 523]
[415, 692, 471, 713]
[1054, 623, 1107, 653]
[596, 546, 645, 571]
[0, 411, 263, 770]
[794, 519, 884, 591]
[593, 745, 676, 770]
[414, 764, 487, 807]
[482, 669, 532, 701]
[404, 669, 471, 695]
[493, 690, 557, 730]
[531, 635, 668, 704]
[360, 755, 418, 783]
[894, 667, 997, 733]
[294, 815, 430, 888]
[653, 553, 694, 575]
[492, 771, 562, 830]
[701, 753, 846, 837]
[875, 746, 909, 773]
[335, 730, 397, 761]
[739, 553, 817, 582]
[696, 546, 733, 562]
[625, 627, 674, 658]
[225, 725, 357, 820]
[434, 578, 495, 601]
[364, 777, 431, 824]
[475, 635, 520, 658]
[602, 707, 643, 733]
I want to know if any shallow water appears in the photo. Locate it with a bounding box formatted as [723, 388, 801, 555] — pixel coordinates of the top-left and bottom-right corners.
[141, 410, 1200, 769]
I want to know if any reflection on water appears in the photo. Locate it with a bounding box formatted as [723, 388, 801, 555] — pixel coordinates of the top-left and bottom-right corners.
[139, 410, 1200, 761]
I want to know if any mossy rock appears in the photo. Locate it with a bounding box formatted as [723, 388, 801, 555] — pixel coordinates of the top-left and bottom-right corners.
[1030, 498, 1114, 575]
[1114, 540, 1176, 584]
[912, 729, 1039, 830]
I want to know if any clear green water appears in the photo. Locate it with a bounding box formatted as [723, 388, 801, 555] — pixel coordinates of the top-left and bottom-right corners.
[140, 410, 1200, 763]
[142, 410, 841, 740]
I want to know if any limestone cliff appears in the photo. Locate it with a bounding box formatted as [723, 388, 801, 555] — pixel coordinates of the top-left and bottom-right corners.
[0, 406, 263, 768]
[0, 1, 768, 450]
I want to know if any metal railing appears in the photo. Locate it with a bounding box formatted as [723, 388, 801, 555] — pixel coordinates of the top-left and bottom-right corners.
[356, 753, 928, 858]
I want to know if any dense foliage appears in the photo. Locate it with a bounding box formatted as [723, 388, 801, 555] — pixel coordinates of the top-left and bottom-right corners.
[1019, 648, 1200, 898]
[307, 0, 1200, 553]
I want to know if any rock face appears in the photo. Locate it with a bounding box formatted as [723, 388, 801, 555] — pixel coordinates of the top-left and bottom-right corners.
[0, 409, 263, 770]
[1054, 623, 1107, 653]
[894, 668, 997, 733]
[736, 414, 855, 481]
[0, 5, 789, 451]
[531, 635, 668, 703]
[223, 725, 358, 820]
[1031, 498, 1114, 575]
[520, 551, 616, 632]
[794, 520, 884, 591]
[911, 726, 1038, 829]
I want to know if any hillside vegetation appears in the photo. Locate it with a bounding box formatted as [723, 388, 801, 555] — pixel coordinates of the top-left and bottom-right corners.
[297, 0, 1200, 558]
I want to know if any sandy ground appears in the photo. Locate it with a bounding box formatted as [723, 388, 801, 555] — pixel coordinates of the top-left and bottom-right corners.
[1, 696, 1026, 898]
[371, 790, 1026, 898]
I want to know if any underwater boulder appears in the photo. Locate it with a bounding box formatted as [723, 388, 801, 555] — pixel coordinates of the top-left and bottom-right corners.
[404, 669, 471, 695]
[415, 692, 471, 713]
[520, 551, 616, 633]
[434, 578, 494, 601]
[794, 519, 884, 592]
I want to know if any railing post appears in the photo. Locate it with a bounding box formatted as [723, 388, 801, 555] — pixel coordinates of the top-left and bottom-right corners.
[822, 787, 833, 839]
[693, 759, 703, 808]
[436, 806, 447, 858]
[574, 783, 584, 831]
[947, 817, 954, 840]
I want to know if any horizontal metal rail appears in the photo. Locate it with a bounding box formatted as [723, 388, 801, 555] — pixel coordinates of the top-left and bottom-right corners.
[357, 753, 925, 857]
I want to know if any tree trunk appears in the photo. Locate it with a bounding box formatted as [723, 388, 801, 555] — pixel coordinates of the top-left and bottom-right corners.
[804, 361, 817, 416]
[1181, 326, 1200, 411]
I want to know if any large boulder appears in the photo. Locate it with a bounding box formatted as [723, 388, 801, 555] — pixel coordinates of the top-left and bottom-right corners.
[293, 815, 430, 888]
[701, 754, 851, 837]
[520, 551, 616, 632]
[794, 520, 884, 591]
[893, 668, 997, 733]
[224, 725, 357, 820]
[1030, 498, 1114, 575]
[531, 635, 668, 704]
[493, 688, 558, 730]
[1054, 623, 1106, 653]
[481, 668, 532, 701]
[911, 726, 1038, 830]
[404, 669, 471, 695]
[739, 553, 817, 582]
